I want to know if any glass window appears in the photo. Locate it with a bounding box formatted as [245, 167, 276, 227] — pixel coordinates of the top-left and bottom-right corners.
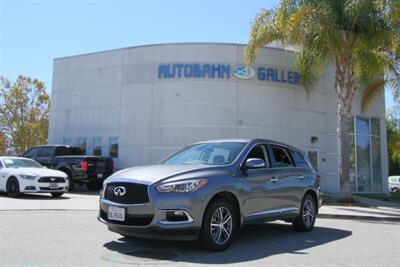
[93, 138, 102, 156]
[55, 146, 83, 156]
[271, 146, 293, 168]
[372, 137, 382, 192]
[38, 147, 53, 157]
[163, 142, 245, 165]
[63, 137, 72, 145]
[306, 149, 319, 170]
[109, 137, 119, 158]
[3, 158, 43, 168]
[23, 148, 38, 158]
[208, 148, 230, 164]
[371, 118, 380, 136]
[77, 138, 87, 155]
[356, 117, 370, 135]
[246, 145, 266, 161]
[292, 149, 310, 169]
[356, 134, 372, 192]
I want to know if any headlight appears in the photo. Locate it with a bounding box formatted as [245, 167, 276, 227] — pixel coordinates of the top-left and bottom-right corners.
[100, 183, 107, 198]
[156, 179, 208, 193]
[20, 175, 36, 180]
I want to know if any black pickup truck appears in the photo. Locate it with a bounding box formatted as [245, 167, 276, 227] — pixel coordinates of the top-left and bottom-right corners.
[22, 145, 114, 191]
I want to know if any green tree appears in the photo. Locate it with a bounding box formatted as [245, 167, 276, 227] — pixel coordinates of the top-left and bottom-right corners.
[0, 75, 50, 155]
[386, 108, 400, 175]
[245, 0, 400, 200]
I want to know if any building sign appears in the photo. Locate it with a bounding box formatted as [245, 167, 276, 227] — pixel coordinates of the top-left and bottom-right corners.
[157, 63, 301, 85]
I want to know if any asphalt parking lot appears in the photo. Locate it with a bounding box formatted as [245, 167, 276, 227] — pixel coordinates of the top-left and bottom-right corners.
[1, 190, 400, 267]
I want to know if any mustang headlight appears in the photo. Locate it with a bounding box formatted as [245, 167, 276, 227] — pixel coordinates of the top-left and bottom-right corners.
[156, 179, 208, 193]
[20, 174, 36, 180]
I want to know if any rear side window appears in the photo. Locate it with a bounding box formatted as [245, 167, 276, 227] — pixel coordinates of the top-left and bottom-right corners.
[55, 146, 83, 156]
[271, 146, 293, 168]
[290, 149, 310, 169]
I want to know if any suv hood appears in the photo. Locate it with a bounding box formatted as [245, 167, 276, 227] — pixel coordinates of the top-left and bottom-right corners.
[8, 167, 67, 178]
[106, 164, 225, 185]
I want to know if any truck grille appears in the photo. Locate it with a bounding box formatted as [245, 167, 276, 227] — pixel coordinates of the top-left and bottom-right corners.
[104, 182, 149, 204]
[38, 177, 66, 183]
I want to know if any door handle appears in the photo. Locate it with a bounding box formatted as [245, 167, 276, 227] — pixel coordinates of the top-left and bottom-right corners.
[298, 175, 305, 179]
[270, 177, 279, 182]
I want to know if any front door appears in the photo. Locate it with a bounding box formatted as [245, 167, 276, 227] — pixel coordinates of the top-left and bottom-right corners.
[239, 144, 281, 219]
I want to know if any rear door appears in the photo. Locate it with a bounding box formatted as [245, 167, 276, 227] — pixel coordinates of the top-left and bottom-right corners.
[266, 144, 300, 213]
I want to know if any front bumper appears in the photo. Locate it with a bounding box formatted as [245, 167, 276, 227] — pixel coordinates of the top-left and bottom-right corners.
[98, 183, 208, 241]
[19, 179, 68, 193]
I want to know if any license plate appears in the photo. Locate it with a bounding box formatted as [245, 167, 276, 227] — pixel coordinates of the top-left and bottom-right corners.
[108, 206, 125, 221]
[97, 173, 103, 178]
[49, 183, 58, 189]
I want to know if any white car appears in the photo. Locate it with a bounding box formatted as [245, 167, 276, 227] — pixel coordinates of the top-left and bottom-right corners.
[388, 176, 400, 192]
[0, 156, 69, 197]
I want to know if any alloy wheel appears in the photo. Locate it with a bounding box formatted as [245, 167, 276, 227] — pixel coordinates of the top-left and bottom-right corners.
[210, 207, 233, 245]
[302, 199, 315, 227]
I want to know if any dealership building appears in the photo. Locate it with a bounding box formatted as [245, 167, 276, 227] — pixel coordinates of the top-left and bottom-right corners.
[49, 43, 388, 193]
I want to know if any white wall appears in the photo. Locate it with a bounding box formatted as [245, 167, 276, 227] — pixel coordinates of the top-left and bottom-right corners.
[49, 43, 387, 193]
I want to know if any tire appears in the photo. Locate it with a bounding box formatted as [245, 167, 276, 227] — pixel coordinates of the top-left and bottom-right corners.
[87, 181, 102, 191]
[292, 194, 317, 232]
[51, 192, 64, 198]
[198, 198, 237, 251]
[6, 177, 21, 198]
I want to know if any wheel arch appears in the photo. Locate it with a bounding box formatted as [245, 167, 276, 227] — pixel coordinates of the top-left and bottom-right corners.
[6, 176, 20, 192]
[303, 188, 319, 213]
[204, 190, 242, 228]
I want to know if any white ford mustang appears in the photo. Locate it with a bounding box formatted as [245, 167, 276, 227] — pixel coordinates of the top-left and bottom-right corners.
[0, 156, 69, 197]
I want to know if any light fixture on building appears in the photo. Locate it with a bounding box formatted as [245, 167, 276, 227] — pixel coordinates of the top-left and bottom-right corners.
[310, 136, 319, 144]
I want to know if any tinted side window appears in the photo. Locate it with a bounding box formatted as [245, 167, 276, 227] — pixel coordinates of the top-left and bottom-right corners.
[55, 147, 83, 156]
[38, 147, 53, 157]
[290, 149, 310, 168]
[0, 160, 3, 168]
[245, 144, 269, 168]
[24, 148, 38, 158]
[271, 146, 293, 168]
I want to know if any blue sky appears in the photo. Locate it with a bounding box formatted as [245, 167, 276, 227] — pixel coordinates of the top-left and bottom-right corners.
[0, 0, 395, 109]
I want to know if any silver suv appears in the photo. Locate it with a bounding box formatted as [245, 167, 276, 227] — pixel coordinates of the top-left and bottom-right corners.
[99, 139, 322, 251]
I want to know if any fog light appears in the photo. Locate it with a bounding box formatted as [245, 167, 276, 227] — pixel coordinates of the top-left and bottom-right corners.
[24, 186, 36, 190]
[166, 210, 190, 222]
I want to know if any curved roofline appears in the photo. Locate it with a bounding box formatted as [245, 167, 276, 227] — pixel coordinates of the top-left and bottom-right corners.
[54, 42, 295, 60]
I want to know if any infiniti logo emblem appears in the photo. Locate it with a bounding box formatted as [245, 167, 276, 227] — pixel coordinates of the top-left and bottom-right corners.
[233, 65, 255, 80]
[114, 186, 126, 196]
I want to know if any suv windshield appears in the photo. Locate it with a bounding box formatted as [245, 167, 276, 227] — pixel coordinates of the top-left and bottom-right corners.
[163, 142, 246, 165]
[3, 158, 43, 168]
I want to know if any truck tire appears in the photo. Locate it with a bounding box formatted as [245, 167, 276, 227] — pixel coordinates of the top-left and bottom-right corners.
[87, 181, 102, 191]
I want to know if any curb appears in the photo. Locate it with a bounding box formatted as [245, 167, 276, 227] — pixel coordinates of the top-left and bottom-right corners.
[318, 213, 400, 222]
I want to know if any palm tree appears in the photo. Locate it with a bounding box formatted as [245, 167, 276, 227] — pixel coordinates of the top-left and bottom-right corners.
[245, 0, 400, 200]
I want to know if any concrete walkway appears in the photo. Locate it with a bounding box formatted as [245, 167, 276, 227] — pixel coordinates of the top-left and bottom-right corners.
[318, 205, 400, 222]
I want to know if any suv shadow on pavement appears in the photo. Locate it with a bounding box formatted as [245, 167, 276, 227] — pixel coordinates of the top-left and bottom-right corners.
[103, 222, 352, 264]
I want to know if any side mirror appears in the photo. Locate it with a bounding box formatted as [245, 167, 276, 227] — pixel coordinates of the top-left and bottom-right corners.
[244, 158, 266, 170]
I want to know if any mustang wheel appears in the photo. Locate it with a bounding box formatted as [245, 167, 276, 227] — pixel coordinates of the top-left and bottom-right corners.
[198, 198, 237, 251]
[293, 194, 316, 232]
[6, 178, 21, 198]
